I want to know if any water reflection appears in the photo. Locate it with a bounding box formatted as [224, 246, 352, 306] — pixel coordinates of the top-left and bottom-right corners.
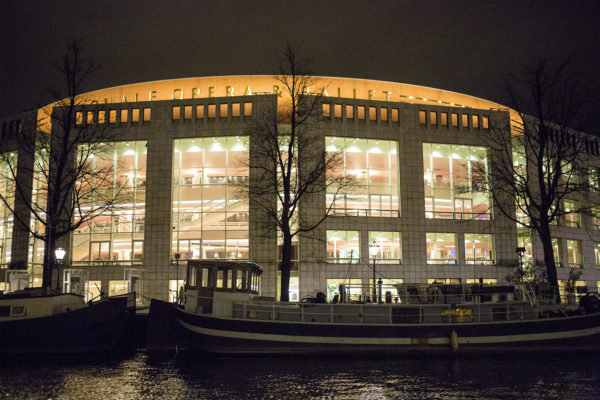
[0, 352, 598, 399]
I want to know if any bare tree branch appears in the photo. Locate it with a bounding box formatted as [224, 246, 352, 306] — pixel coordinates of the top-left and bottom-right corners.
[240, 44, 354, 301]
[0, 41, 126, 288]
[479, 58, 598, 295]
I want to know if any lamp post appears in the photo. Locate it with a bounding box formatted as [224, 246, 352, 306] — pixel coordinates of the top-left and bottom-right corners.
[55, 247, 65, 291]
[174, 253, 181, 304]
[369, 241, 379, 303]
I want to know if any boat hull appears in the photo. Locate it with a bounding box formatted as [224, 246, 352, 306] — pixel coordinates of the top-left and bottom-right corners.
[154, 300, 600, 354]
[0, 296, 133, 354]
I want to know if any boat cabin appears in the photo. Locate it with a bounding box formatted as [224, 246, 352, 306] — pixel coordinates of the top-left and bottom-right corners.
[395, 283, 517, 305]
[184, 260, 263, 316]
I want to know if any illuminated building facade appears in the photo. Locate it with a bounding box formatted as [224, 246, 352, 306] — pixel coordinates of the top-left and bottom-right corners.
[1, 76, 600, 302]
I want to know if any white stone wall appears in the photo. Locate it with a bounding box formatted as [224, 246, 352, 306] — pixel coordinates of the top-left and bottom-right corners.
[5, 92, 600, 302]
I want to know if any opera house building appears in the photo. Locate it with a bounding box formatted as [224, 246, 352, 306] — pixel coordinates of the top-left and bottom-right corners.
[1, 75, 599, 303]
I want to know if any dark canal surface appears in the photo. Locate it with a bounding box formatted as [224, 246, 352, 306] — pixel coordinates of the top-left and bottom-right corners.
[0, 352, 599, 399]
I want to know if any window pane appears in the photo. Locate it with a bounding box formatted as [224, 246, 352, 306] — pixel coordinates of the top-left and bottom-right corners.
[567, 240, 583, 268]
[426, 233, 456, 264]
[172, 137, 249, 260]
[326, 137, 399, 217]
[465, 233, 494, 265]
[72, 141, 147, 266]
[423, 143, 490, 220]
[430, 112, 437, 125]
[368, 232, 401, 264]
[244, 103, 252, 116]
[345, 105, 354, 120]
[327, 230, 359, 263]
[232, 103, 240, 117]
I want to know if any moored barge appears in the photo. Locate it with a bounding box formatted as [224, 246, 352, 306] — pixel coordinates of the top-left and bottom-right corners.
[0, 288, 136, 354]
[148, 260, 600, 354]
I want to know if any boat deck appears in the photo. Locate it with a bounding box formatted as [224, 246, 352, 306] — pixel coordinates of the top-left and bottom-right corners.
[232, 300, 539, 325]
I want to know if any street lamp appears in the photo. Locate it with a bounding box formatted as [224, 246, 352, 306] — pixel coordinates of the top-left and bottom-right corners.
[174, 253, 181, 304]
[369, 241, 379, 303]
[55, 247, 65, 291]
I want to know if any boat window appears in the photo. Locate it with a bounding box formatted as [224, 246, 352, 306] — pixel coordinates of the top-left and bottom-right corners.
[0, 306, 10, 317]
[251, 272, 260, 292]
[236, 270, 243, 290]
[227, 271, 232, 289]
[10, 305, 25, 317]
[201, 267, 209, 287]
[216, 270, 224, 288]
[188, 266, 197, 287]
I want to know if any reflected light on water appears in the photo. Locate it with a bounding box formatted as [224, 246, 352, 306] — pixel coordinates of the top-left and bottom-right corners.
[0, 352, 599, 399]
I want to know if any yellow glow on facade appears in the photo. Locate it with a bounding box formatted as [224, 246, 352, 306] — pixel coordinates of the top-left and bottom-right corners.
[37, 75, 518, 132]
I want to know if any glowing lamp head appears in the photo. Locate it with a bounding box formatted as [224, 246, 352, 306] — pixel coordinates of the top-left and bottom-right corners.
[55, 247, 66, 263]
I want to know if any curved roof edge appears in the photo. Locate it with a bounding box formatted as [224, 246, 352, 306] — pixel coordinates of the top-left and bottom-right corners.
[37, 75, 519, 131]
[50, 75, 512, 111]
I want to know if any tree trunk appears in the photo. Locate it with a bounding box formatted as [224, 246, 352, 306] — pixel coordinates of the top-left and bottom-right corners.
[41, 227, 56, 289]
[538, 224, 560, 302]
[279, 233, 293, 302]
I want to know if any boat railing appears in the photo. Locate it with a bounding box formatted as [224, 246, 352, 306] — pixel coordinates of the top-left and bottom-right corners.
[231, 296, 539, 325]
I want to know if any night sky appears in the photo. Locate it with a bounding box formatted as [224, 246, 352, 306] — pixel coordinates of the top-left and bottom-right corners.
[1, 0, 599, 129]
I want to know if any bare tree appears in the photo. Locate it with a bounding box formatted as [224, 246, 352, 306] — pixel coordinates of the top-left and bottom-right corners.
[245, 45, 351, 301]
[483, 59, 598, 293]
[0, 41, 127, 289]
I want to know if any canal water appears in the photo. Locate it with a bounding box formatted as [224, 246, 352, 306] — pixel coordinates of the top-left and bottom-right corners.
[0, 352, 599, 399]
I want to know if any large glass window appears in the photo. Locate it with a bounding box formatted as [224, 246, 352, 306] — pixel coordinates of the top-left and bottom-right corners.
[72, 141, 147, 265]
[464, 233, 494, 265]
[513, 147, 530, 227]
[563, 200, 580, 228]
[552, 238, 563, 267]
[593, 207, 600, 231]
[559, 280, 587, 300]
[0, 153, 16, 265]
[28, 158, 47, 267]
[466, 278, 498, 285]
[368, 231, 401, 264]
[560, 161, 577, 185]
[566, 239, 583, 269]
[423, 143, 490, 220]
[85, 280, 101, 302]
[172, 137, 248, 260]
[515, 196, 530, 227]
[517, 233, 533, 264]
[592, 207, 600, 231]
[428, 278, 461, 284]
[168, 279, 185, 303]
[589, 168, 599, 192]
[326, 137, 399, 217]
[108, 280, 126, 296]
[426, 233, 457, 264]
[326, 230, 359, 263]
